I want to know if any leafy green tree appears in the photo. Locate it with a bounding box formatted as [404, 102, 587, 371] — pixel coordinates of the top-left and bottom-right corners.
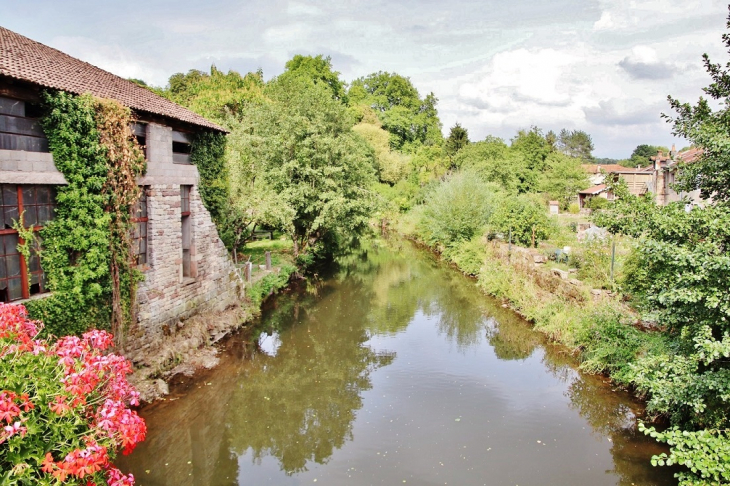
[537, 151, 590, 208]
[352, 121, 411, 183]
[349, 72, 443, 150]
[556, 129, 594, 161]
[510, 127, 553, 192]
[165, 66, 265, 121]
[622, 144, 668, 168]
[247, 76, 377, 258]
[445, 123, 470, 159]
[452, 136, 521, 193]
[417, 171, 502, 247]
[489, 194, 551, 247]
[282, 54, 348, 103]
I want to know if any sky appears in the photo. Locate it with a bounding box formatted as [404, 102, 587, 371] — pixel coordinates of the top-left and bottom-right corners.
[2, 0, 729, 158]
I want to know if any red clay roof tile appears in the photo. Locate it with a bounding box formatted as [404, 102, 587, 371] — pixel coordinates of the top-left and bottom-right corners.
[0, 26, 224, 132]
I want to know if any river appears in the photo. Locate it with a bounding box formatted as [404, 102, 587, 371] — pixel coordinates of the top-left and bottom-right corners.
[118, 238, 676, 485]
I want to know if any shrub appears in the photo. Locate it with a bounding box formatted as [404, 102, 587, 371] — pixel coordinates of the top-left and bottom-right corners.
[489, 194, 551, 247]
[585, 196, 611, 210]
[0, 304, 145, 485]
[568, 202, 580, 214]
[417, 171, 501, 247]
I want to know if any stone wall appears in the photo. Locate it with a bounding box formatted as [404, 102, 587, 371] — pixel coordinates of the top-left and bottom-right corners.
[128, 183, 244, 354]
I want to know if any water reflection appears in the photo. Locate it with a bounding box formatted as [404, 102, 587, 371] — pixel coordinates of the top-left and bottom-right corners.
[119, 238, 675, 486]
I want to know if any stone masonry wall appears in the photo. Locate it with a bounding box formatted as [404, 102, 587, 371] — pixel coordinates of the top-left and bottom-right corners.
[129, 183, 244, 354]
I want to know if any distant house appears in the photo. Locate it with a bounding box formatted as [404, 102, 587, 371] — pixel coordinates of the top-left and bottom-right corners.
[579, 147, 705, 208]
[651, 146, 704, 206]
[0, 27, 243, 343]
[578, 184, 611, 208]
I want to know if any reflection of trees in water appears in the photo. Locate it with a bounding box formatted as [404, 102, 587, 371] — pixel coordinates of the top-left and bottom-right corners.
[226, 278, 394, 475]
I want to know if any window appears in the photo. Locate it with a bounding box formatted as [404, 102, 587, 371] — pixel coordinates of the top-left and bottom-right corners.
[131, 123, 147, 159]
[0, 184, 56, 302]
[0, 96, 49, 152]
[131, 187, 148, 266]
[172, 131, 192, 164]
[180, 185, 192, 277]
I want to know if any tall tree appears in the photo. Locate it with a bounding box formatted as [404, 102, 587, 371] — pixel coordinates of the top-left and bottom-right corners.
[556, 129, 594, 161]
[349, 72, 443, 150]
[282, 54, 348, 103]
[248, 76, 377, 257]
[445, 123, 470, 159]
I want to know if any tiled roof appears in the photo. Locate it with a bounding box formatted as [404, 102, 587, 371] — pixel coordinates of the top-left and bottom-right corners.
[582, 164, 652, 174]
[579, 184, 608, 195]
[677, 147, 702, 163]
[0, 26, 224, 132]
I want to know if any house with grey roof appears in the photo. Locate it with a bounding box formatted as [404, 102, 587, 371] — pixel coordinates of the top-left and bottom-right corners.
[0, 26, 243, 347]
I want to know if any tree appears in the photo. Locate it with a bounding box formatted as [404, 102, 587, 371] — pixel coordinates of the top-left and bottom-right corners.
[556, 129, 594, 161]
[537, 151, 590, 208]
[445, 123, 470, 159]
[165, 66, 265, 121]
[452, 136, 521, 193]
[623, 144, 666, 168]
[348, 72, 443, 150]
[248, 76, 377, 258]
[282, 54, 348, 103]
[417, 171, 502, 247]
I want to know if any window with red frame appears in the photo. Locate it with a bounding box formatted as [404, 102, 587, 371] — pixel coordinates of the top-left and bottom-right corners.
[0, 184, 56, 302]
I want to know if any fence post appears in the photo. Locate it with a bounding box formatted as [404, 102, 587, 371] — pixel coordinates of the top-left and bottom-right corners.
[265, 251, 272, 270]
[244, 262, 252, 283]
[508, 228, 512, 261]
[610, 238, 616, 283]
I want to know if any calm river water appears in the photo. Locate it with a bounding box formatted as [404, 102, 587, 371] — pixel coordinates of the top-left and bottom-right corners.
[118, 238, 675, 486]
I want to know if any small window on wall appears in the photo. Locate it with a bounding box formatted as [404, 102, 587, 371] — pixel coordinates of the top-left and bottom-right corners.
[0, 184, 56, 302]
[172, 131, 192, 165]
[131, 123, 147, 159]
[180, 185, 192, 278]
[131, 187, 149, 266]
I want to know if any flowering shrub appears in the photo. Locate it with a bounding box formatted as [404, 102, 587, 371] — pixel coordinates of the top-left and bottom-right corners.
[0, 303, 145, 485]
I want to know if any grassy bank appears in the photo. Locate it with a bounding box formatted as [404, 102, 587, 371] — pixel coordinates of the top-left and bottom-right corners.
[394, 212, 669, 389]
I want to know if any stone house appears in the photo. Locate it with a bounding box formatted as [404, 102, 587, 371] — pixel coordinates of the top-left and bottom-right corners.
[579, 148, 705, 208]
[0, 26, 243, 341]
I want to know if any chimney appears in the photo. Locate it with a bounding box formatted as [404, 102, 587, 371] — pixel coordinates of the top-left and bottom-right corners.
[670, 144, 676, 158]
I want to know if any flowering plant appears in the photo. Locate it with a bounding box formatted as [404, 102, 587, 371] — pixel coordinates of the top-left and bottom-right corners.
[0, 303, 145, 485]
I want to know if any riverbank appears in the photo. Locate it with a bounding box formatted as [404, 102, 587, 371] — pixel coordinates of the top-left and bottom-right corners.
[128, 239, 299, 403]
[392, 218, 670, 390]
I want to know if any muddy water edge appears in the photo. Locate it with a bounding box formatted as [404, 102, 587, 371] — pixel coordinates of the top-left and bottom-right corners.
[117, 237, 676, 486]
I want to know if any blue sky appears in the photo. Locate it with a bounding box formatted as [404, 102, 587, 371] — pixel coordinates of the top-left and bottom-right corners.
[2, 0, 728, 157]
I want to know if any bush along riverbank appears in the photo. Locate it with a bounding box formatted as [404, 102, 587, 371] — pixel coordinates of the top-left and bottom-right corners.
[127, 238, 298, 403]
[393, 176, 730, 485]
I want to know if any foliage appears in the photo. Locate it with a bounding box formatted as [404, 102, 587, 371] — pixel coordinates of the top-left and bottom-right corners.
[165, 67, 265, 121]
[282, 55, 348, 103]
[27, 92, 144, 338]
[445, 123, 470, 160]
[639, 424, 730, 486]
[247, 76, 377, 258]
[417, 172, 501, 248]
[190, 130, 230, 242]
[584, 195, 611, 210]
[352, 121, 411, 184]
[537, 151, 590, 208]
[556, 128, 594, 161]
[0, 304, 144, 485]
[568, 202, 580, 214]
[452, 136, 522, 193]
[624, 144, 665, 168]
[247, 265, 297, 306]
[442, 236, 487, 276]
[348, 71, 443, 150]
[489, 194, 551, 247]
[94, 99, 146, 344]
